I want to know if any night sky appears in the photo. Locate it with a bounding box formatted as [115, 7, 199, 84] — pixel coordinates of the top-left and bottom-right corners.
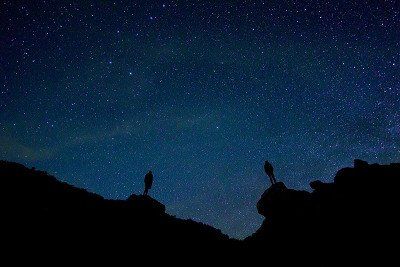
[1, 0, 399, 238]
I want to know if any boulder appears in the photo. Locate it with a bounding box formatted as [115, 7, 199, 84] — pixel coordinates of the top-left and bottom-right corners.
[256, 182, 311, 220]
[126, 194, 166, 215]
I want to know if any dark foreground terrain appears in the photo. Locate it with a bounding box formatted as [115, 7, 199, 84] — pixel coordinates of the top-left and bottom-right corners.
[1, 159, 398, 265]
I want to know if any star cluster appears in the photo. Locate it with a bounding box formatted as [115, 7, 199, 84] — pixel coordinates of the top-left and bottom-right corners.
[1, 0, 399, 238]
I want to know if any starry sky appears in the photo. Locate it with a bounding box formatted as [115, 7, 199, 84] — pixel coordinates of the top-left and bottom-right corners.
[1, 0, 399, 238]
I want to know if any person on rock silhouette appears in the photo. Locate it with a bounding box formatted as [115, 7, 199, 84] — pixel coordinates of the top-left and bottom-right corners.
[143, 170, 153, 196]
[264, 161, 277, 185]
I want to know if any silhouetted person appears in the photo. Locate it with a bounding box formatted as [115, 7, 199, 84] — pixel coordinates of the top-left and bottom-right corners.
[264, 161, 277, 185]
[143, 170, 153, 196]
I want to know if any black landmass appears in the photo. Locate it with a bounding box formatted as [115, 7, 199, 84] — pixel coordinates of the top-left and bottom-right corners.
[1, 159, 399, 265]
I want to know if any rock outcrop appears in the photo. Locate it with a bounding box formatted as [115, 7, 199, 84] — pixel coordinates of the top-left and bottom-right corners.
[1, 159, 399, 264]
[247, 160, 400, 265]
[0, 160, 233, 258]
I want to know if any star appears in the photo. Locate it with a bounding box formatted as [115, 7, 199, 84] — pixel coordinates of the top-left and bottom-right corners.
[1, 0, 398, 239]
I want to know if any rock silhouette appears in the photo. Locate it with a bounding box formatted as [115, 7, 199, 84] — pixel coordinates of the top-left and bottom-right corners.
[0, 160, 234, 261]
[247, 159, 400, 265]
[1, 159, 399, 264]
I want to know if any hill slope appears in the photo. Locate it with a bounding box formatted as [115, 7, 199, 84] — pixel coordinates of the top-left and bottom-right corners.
[1, 159, 399, 264]
[246, 159, 400, 265]
[0, 161, 234, 256]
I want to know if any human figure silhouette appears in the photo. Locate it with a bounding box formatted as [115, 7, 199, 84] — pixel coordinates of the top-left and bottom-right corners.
[143, 170, 153, 196]
[264, 161, 277, 185]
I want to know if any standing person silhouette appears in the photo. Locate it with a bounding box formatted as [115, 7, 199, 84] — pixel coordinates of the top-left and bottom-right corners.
[143, 170, 153, 196]
[264, 161, 277, 185]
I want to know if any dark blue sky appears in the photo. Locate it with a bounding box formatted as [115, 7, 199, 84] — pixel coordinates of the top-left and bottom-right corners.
[1, 0, 399, 238]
